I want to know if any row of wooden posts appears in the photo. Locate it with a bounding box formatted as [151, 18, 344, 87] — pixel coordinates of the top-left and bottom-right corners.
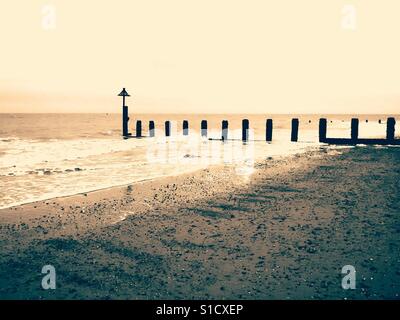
[132, 119, 267, 141]
[118, 89, 397, 145]
[126, 117, 398, 145]
[319, 117, 397, 145]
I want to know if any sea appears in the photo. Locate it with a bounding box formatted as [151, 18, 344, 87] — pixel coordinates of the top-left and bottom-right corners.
[0, 113, 397, 209]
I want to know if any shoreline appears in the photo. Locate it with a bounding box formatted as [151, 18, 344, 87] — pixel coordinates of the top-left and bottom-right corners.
[0, 146, 399, 299]
[0, 147, 322, 228]
[0, 152, 303, 234]
[0, 169, 204, 211]
[0, 135, 316, 211]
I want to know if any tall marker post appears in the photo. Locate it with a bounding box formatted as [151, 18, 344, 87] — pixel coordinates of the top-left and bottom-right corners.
[118, 88, 131, 137]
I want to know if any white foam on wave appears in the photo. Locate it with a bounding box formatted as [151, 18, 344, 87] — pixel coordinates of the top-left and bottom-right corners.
[0, 137, 147, 175]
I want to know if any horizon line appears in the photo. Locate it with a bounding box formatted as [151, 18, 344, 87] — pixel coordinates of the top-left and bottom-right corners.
[1, 112, 400, 116]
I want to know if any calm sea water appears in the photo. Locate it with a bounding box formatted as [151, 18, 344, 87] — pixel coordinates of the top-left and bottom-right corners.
[0, 113, 397, 209]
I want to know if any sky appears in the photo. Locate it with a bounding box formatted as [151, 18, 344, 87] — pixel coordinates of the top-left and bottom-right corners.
[0, 0, 400, 114]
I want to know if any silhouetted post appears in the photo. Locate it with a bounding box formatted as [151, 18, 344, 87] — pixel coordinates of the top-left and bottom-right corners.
[291, 118, 299, 142]
[266, 119, 273, 141]
[118, 88, 130, 137]
[136, 120, 142, 137]
[222, 120, 228, 141]
[351, 118, 359, 142]
[242, 119, 249, 141]
[378, 119, 382, 124]
[319, 118, 327, 143]
[387, 117, 396, 142]
[183, 120, 189, 136]
[149, 121, 155, 137]
[122, 107, 129, 137]
[201, 120, 208, 137]
[165, 121, 171, 137]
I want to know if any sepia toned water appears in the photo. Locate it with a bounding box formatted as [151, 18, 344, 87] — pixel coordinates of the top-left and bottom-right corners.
[0, 113, 398, 209]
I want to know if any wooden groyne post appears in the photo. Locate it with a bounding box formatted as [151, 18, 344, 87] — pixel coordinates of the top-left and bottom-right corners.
[266, 119, 273, 141]
[165, 121, 171, 137]
[136, 120, 142, 137]
[351, 118, 359, 142]
[118, 88, 130, 137]
[149, 121, 155, 137]
[319, 118, 327, 143]
[320, 117, 398, 145]
[291, 118, 299, 142]
[387, 117, 396, 142]
[222, 120, 228, 141]
[242, 119, 249, 141]
[201, 120, 207, 137]
[183, 120, 189, 136]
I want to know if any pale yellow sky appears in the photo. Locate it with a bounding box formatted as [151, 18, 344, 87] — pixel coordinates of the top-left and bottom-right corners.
[0, 0, 400, 114]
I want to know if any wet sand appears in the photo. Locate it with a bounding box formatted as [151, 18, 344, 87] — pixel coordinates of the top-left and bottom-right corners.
[0, 146, 399, 299]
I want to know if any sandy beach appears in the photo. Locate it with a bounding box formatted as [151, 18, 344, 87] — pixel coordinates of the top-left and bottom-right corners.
[0, 146, 399, 300]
